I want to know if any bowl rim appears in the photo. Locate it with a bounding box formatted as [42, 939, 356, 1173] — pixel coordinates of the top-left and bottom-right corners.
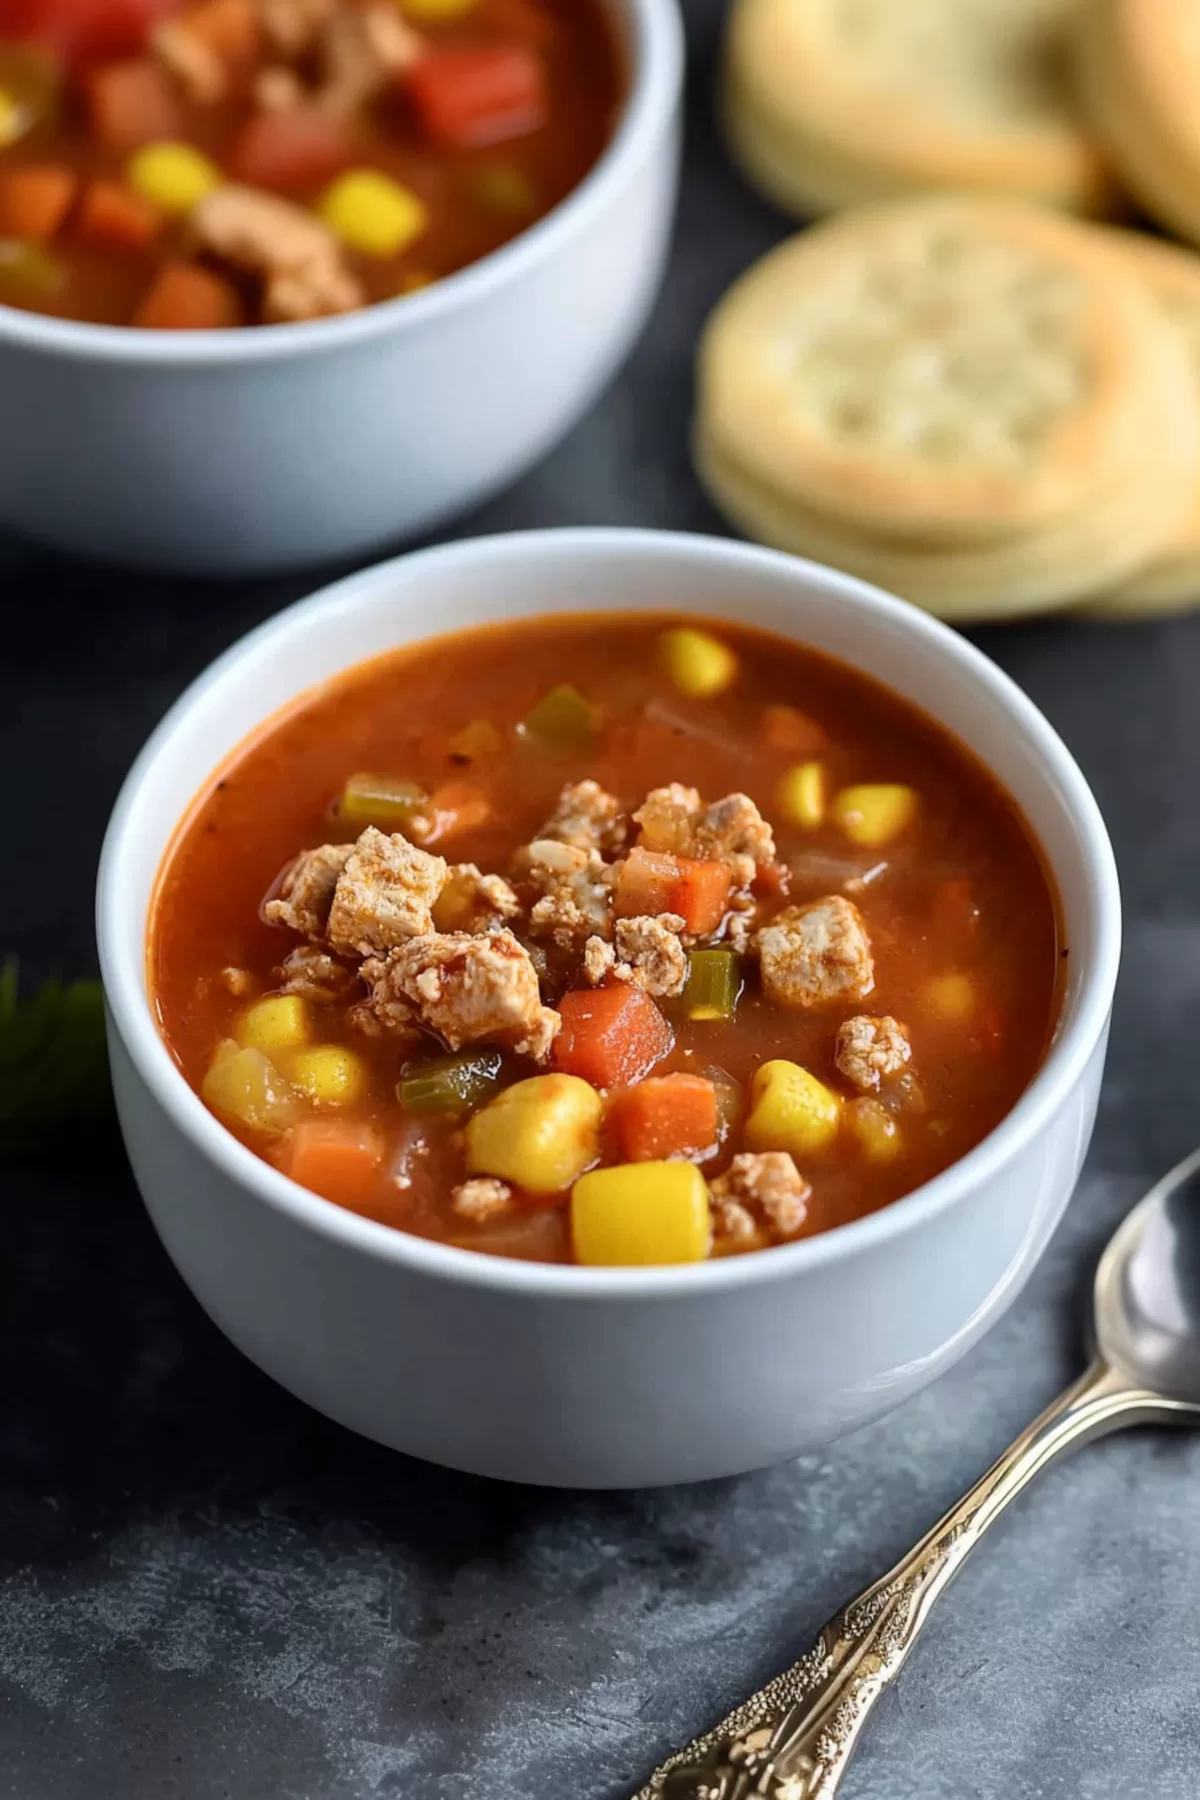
[97, 527, 1122, 1299]
[0, 0, 682, 367]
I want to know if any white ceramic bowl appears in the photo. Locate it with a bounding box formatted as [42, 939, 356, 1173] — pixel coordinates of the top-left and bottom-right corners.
[0, 1, 682, 575]
[97, 530, 1121, 1487]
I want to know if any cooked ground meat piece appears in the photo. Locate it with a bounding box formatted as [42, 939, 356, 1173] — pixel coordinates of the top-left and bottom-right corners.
[582, 913, 688, 997]
[452, 1177, 513, 1221]
[516, 838, 613, 945]
[275, 944, 358, 1002]
[263, 841, 354, 939]
[192, 184, 363, 322]
[326, 828, 448, 957]
[436, 863, 522, 934]
[755, 896, 875, 1008]
[834, 1014, 912, 1092]
[360, 929, 560, 1060]
[537, 779, 627, 853]
[633, 785, 776, 887]
[710, 1151, 811, 1237]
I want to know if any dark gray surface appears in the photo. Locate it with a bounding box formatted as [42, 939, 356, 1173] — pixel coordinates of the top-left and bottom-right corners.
[3, 7, 1200, 1797]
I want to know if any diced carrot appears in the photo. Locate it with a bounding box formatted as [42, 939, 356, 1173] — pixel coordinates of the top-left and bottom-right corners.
[133, 260, 242, 328]
[610, 1074, 718, 1163]
[282, 1117, 384, 1207]
[671, 857, 732, 935]
[0, 165, 77, 241]
[85, 56, 181, 149]
[553, 986, 673, 1089]
[405, 45, 546, 149]
[614, 846, 680, 918]
[174, 0, 259, 60]
[418, 780, 491, 844]
[76, 178, 160, 249]
[763, 704, 827, 756]
[229, 106, 351, 193]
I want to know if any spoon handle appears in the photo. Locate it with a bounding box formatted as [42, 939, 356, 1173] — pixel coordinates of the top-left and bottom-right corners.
[634, 1359, 1177, 1800]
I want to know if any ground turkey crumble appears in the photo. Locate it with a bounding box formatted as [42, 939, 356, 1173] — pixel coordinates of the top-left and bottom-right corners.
[755, 896, 875, 1008]
[359, 930, 560, 1060]
[709, 1152, 811, 1237]
[583, 913, 688, 997]
[834, 1014, 911, 1092]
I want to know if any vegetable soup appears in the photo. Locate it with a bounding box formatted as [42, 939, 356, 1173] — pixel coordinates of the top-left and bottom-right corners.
[150, 613, 1062, 1265]
[0, 0, 621, 328]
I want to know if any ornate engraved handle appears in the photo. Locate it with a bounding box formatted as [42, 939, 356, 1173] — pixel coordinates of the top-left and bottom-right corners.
[634, 1361, 1184, 1800]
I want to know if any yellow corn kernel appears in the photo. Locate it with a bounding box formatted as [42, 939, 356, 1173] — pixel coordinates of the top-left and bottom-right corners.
[236, 994, 311, 1058]
[202, 1040, 297, 1136]
[288, 1045, 368, 1107]
[848, 1097, 902, 1162]
[659, 627, 738, 699]
[319, 170, 428, 257]
[831, 783, 918, 847]
[571, 1161, 712, 1266]
[0, 90, 22, 149]
[128, 142, 222, 215]
[922, 972, 976, 1023]
[776, 761, 825, 830]
[400, 0, 479, 17]
[745, 1059, 841, 1156]
[466, 1073, 602, 1194]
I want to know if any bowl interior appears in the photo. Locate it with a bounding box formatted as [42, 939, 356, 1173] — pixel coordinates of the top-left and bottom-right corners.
[99, 528, 1120, 1285]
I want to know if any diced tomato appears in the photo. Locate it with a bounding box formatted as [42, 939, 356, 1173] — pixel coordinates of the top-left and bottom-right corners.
[282, 1118, 384, 1207]
[405, 45, 546, 150]
[229, 107, 352, 193]
[671, 857, 732, 935]
[174, 0, 259, 61]
[76, 178, 160, 249]
[13, 0, 184, 67]
[553, 986, 673, 1089]
[85, 57, 181, 149]
[133, 261, 242, 328]
[610, 1074, 718, 1163]
[0, 165, 77, 241]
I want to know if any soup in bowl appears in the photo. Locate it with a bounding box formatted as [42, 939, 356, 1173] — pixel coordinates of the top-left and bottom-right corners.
[98, 530, 1119, 1485]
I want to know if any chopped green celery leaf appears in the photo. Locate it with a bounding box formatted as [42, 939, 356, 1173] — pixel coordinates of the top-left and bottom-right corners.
[682, 948, 742, 1021]
[339, 771, 427, 827]
[398, 1048, 505, 1116]
[0, 958, 117, 1158]
[470, 164, 537, 217]
[519, 684, 597, 752]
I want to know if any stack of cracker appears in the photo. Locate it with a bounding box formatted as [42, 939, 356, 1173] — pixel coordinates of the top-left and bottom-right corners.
[698, 0, 1200, 621]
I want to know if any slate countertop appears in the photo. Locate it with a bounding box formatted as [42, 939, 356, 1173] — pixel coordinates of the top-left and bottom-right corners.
[2, 7, 1199, 1797]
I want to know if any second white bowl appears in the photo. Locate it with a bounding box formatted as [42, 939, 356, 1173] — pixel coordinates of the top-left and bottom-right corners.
[0, 0, 682, 574]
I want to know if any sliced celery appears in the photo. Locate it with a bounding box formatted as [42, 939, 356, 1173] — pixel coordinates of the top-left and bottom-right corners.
[682, 949, 742, 1021]
[519, 684, 597, 753]
[398, 1049, 504, 1116]
[470, 164, 538, 217]
[338, 771, 427, 829]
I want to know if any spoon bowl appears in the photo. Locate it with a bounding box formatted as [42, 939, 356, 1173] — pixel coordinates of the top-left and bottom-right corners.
[1095, 1145, 1200, 1406]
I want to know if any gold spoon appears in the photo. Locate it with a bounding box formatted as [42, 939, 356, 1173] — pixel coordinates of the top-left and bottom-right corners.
[634, 1147, 1200, 1800]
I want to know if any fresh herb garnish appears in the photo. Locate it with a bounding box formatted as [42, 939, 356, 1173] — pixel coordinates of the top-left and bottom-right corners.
[0, 959, 116, 1158]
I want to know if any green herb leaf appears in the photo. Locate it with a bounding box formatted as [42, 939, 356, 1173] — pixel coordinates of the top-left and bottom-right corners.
[0, 959, 117, 1159]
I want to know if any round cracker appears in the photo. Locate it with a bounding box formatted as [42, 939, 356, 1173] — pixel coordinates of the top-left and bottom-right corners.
[695, 401, 1197, 623]
[698, 197, 1187, 547]
[1073, 0, 1200, 248]
[725, 0, 1112, 217]
[1077, 231, 1200, 616]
